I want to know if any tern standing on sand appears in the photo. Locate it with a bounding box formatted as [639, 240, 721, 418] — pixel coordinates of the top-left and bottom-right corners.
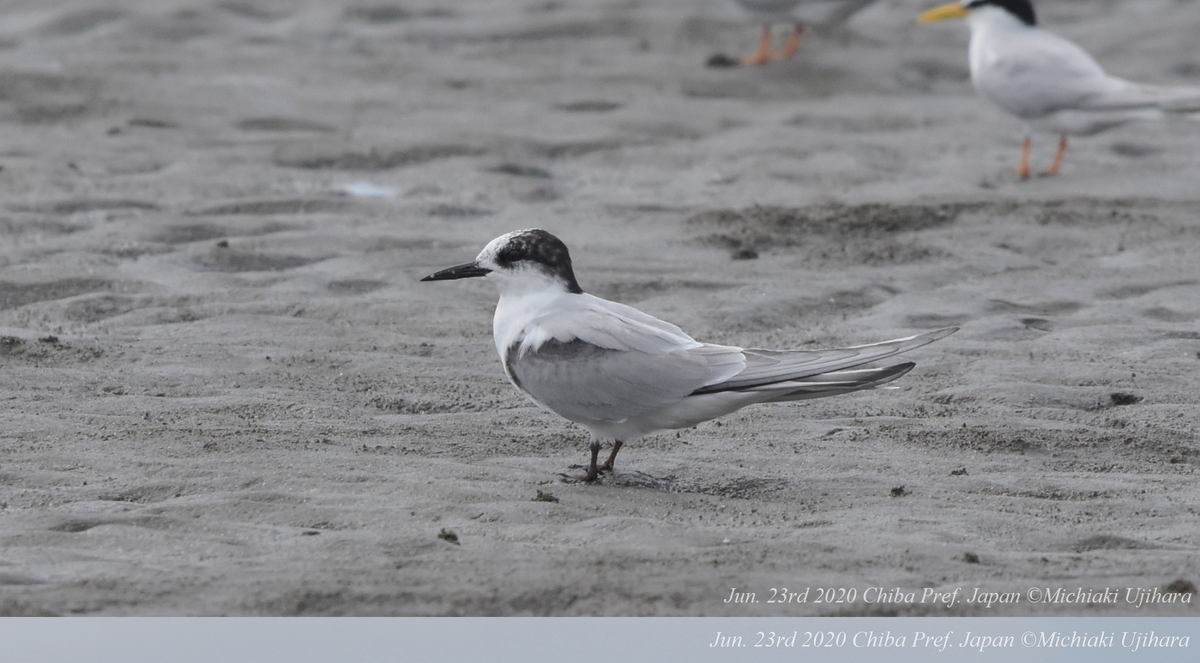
[918, 0, 1200, 178]
[422, 229, 955, 482]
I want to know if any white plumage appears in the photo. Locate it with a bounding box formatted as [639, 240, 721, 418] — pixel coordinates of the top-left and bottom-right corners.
[919, 0, 1200, 177]
[423, 229, 955, 482]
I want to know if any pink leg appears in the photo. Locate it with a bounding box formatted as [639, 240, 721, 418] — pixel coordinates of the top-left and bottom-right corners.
[598, 441, 623, 473]
[741, 26, 773, 66]
[1016, 137, 1032, 180]
[775, 23, 803, 60]
[1042, 134, 1068, 176]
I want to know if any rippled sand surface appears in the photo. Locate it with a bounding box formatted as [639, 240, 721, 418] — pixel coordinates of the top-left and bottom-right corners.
[0, 0, 1197, 615]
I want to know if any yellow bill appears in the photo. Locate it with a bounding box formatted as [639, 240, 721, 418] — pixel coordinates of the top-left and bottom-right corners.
[917, 2, 970, 23]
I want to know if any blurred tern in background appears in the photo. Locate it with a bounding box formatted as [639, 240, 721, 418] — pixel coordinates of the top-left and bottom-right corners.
[729, 0, 880, 65]
[422, 229, 955, 482]
[918, 0, 1200, 178]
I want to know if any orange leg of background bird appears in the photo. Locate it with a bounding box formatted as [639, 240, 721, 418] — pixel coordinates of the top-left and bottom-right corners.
[1016, 137, 1032, 179]
[1043, 135, 1068, 176]
[775, 24, 804, 60]
[742, 26, 773, 66]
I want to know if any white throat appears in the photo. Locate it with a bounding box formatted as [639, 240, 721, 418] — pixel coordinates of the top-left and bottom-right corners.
[489, 267, 572, 299]
[490, 271, 575, 360]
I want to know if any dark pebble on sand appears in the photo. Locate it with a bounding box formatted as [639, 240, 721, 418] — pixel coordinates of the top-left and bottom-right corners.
[1110, 392, 1142, 406]
[706, 53, 739, 68]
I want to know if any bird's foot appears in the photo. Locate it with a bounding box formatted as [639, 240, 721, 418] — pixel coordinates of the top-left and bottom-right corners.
[774, 24, 803, 60]
[558, 470, 603, 484]
[559, 465, 609, 484]
[741, 26, 773, 66]
[740, 52, 771, 66]
[560, 459, 616, 484]
[562, 442, 619, 484]
[598, 441, 622, 474]
[1041, 135, 1067, 177]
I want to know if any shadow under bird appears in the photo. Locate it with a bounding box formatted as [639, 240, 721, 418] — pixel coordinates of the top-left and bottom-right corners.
[918, 0, 1200, 178]
[422, 229, 955, 482]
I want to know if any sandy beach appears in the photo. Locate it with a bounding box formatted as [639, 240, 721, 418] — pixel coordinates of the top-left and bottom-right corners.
[0, 0, 1197, 616]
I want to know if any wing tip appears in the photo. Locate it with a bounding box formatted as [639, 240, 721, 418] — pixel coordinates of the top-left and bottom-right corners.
[862, 326, 957, 353]
[871, 361, 916, 384]
[925, 326, 959, 341]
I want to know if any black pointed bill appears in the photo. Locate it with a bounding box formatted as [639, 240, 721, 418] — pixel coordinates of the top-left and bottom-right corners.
[420, 261, 492, 282]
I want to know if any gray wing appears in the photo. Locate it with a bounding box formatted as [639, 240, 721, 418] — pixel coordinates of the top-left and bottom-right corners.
[822, 0, 879, 27]
[983, 31, 1200, 118]
[746, 363, 915, 402]
[691, 327, 954, 395]
[506, 338, 744, 426]
[1078, 79, 1200, 113]
[978, 30, 1116, 119]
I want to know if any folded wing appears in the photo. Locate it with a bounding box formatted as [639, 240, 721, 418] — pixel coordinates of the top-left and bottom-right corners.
[507, 339, 745, 425]
[691, 327, 955, 395]
[979, 30, 1110, 119]
[508, 320, 956, 425]
[1078, 78, 1200, 113]
[981, 29, 1200, 119]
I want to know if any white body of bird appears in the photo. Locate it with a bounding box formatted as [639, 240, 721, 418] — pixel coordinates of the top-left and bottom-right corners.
[964, 5, 1198, 136]
[424, 229, 955, 481]
[919, 0, 1200, 176]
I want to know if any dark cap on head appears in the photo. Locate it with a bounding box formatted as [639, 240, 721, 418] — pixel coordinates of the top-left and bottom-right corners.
[967, 0, 1036, 26]
[422, 228, 585, 294]
[492, 229, 583, 294]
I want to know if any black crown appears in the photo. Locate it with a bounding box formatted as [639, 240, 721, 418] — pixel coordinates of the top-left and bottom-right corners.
[494, 229, 584, 294]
